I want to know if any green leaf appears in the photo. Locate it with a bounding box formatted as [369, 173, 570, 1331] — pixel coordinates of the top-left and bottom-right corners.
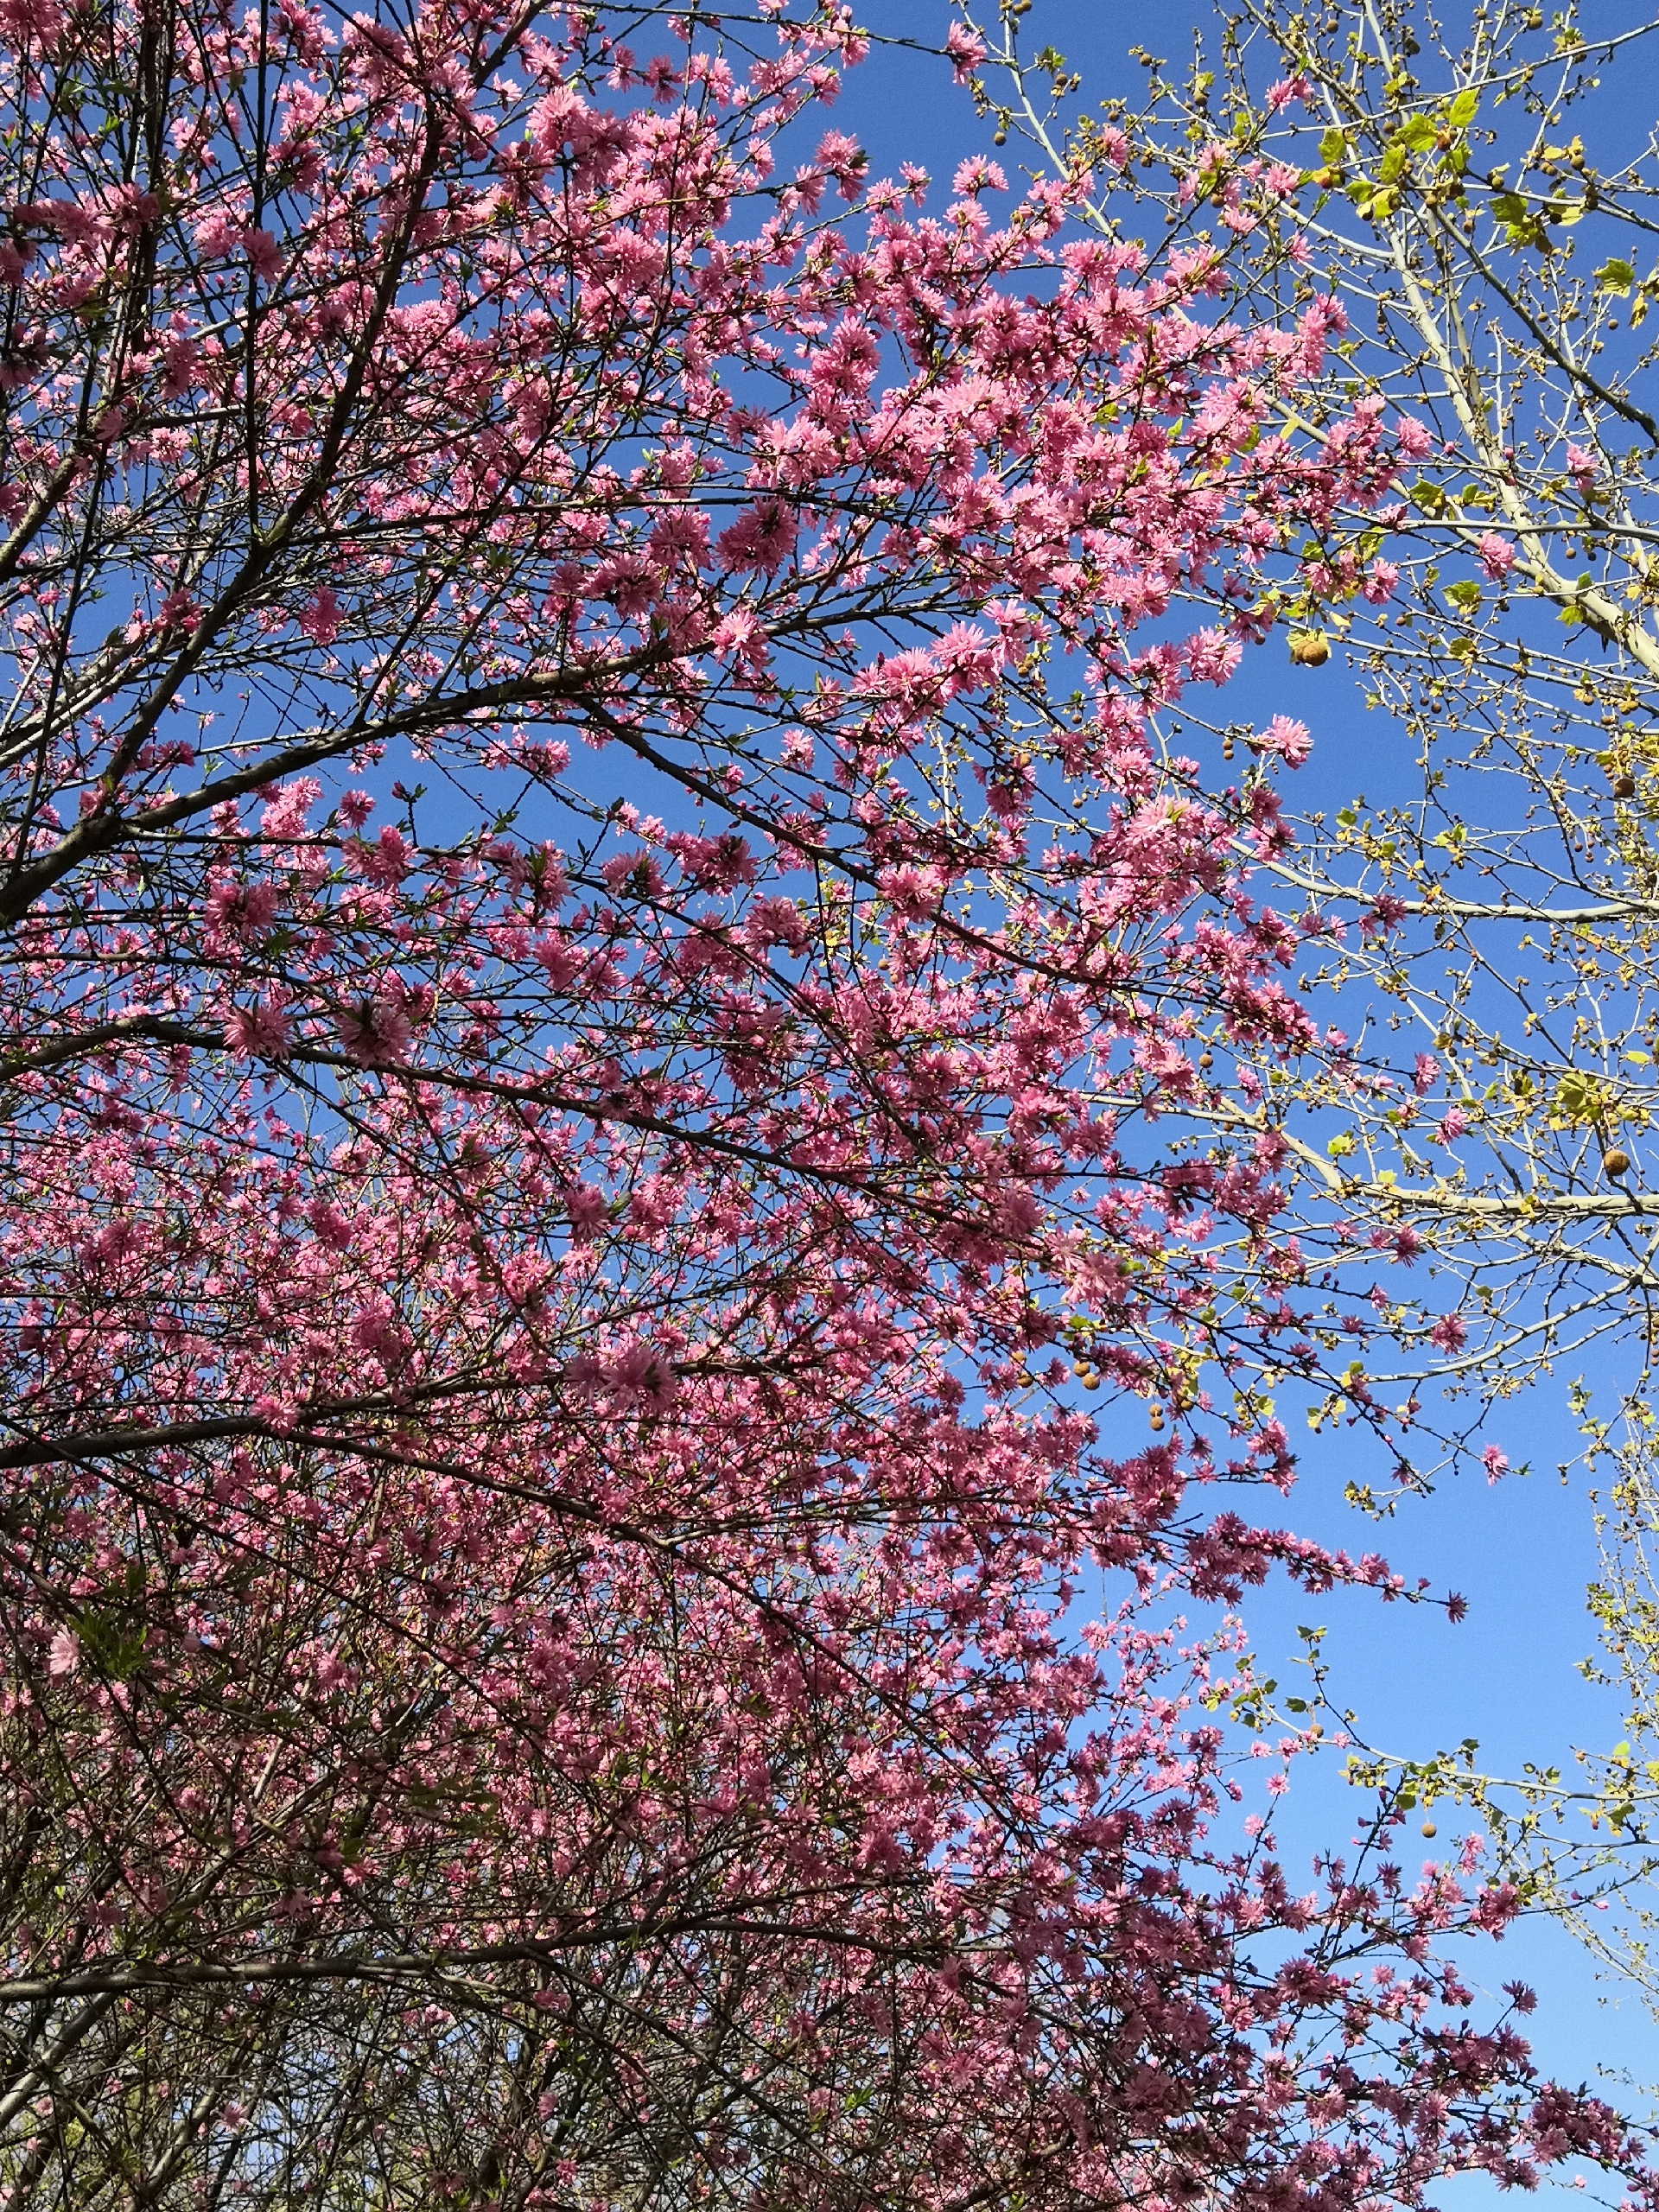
[1491, 192, 1529, 223]
[1598, 257, 1637, 296]
[1447, 88, 1479, 126]
[1319, 127, 1347, 163]
[73, 1608, 147, 1683]
[1553, 1070, 1607, 1125]
[1396, 115, 1437, 151]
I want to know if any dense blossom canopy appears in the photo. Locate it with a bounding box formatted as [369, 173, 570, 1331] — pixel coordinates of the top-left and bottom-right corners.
[0, 0, 1649, 2204]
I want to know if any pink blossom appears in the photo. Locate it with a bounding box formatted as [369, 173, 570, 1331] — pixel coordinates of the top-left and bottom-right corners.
[710, 607, 765, 659]
[1187, 626, 1243, 686]
[565, 1184, 610, 1239]
[334, 994, 413, 1065]
[600, 849, 664, 897]
[814, 130, 866, 201]
[0, 0, 60, 41]
[244, 226, 281, 283]
[1361, 558, 1400, 602]
[1470, 1882, 1521, 1931]
[353, 824, 411, 887]
[944, 21, 988, 81]
[952, 156, 1007, 197]
[715, 500, 799, 575]
[601, 1336, 678, 1408]
[224, 997, 293, 1058]
[1255, 714, 1313, 767]
[299, 586, 340, 645]
[192, 211, 241, 257]
[205, 880, 280, 938]
[260, 778, 322, 839]
[156, 587, 200, 628]
[1477, 531, 1516, 581]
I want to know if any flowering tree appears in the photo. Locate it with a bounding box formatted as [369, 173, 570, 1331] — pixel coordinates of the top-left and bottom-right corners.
[966, 0, 1659, 1443]
[961, 0, 1659, 2024]
[0, 0, 1648, 2202]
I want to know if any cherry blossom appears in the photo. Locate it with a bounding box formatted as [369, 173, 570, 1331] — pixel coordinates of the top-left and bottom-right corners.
[0, 1, 1643, 2206]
